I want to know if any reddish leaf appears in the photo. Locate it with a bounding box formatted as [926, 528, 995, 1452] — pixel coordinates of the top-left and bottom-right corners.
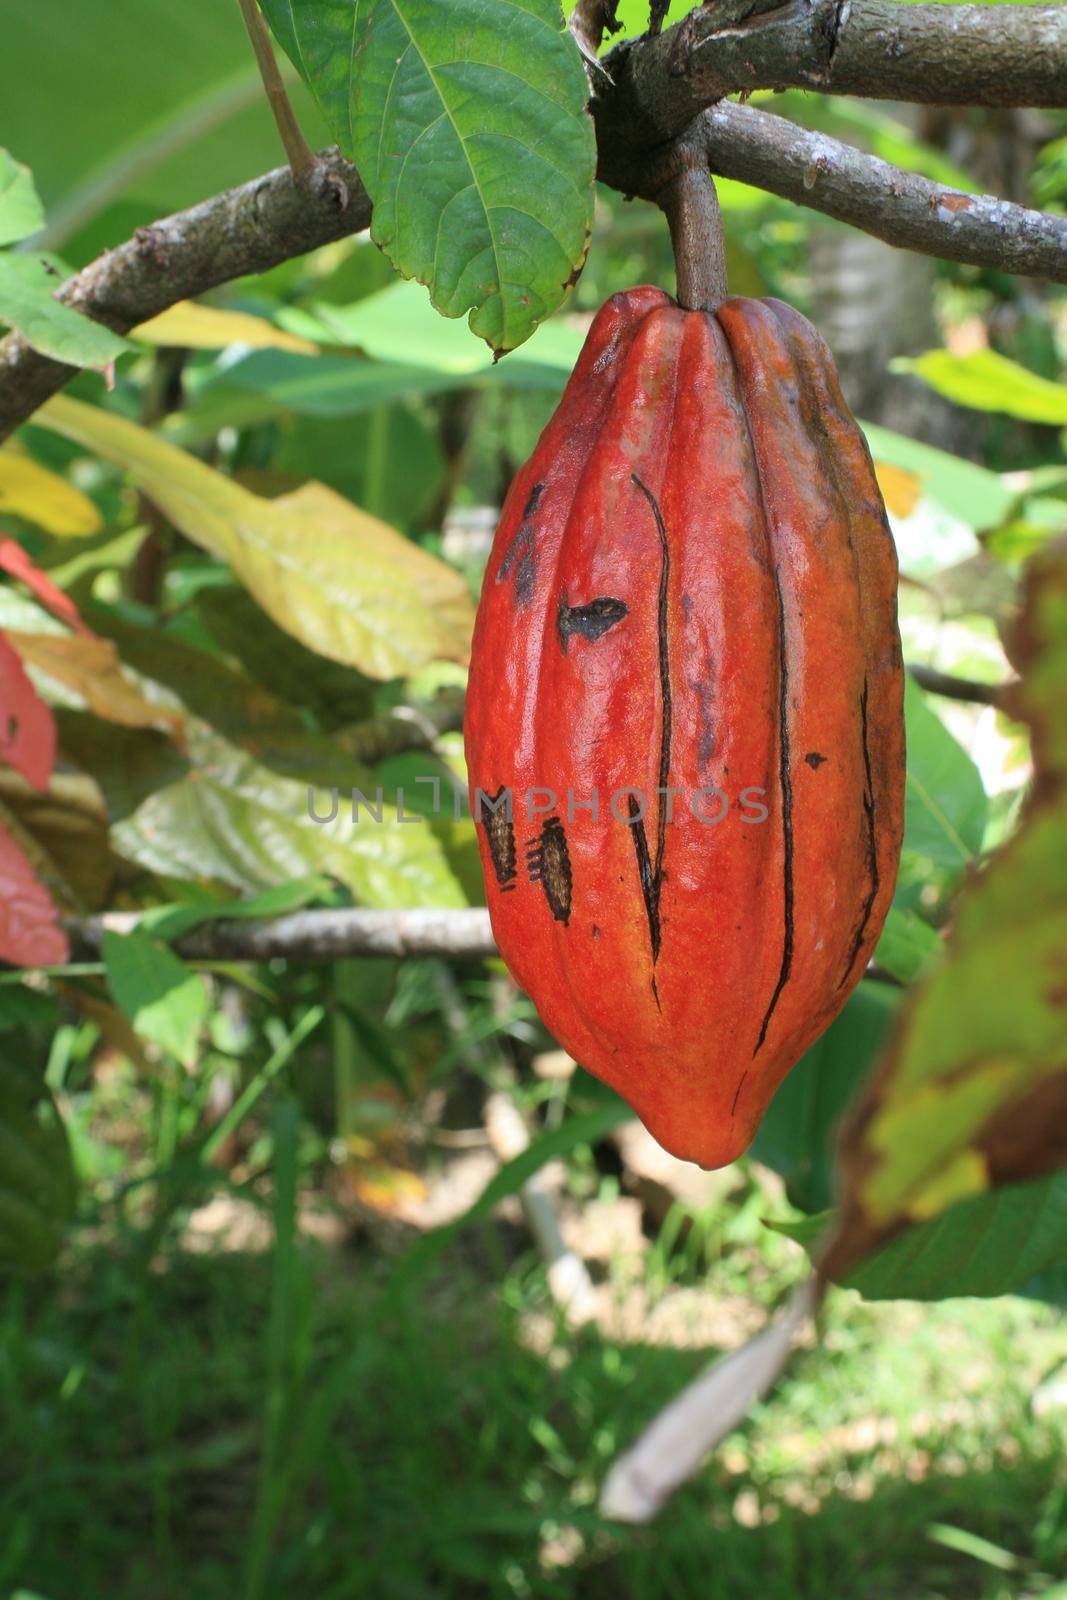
[0, 632, 55, 790]
[0, 537, 89, 633]
[0, 817, 68, 966]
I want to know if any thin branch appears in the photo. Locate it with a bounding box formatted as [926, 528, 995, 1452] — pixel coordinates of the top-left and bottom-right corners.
[908, 662, 1011, 707]
[235, 0, 319, 183]
[67, 907, 498, 964]
[688, 102, 1067, 285]
[0, 150, 370, 444]
[595, 0, 1067, 164]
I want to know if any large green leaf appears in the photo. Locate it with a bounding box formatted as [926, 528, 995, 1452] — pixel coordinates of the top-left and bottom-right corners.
[778, 1172, 1067, 1302]
[845, 1172, 1067, 1300]
[37, 396, 474, 679]
[825, 539, 1067, 1280]
[260, 0, 597, 353]
[898, 349, 1067, 425]
[0, 1063, 75, 1272]
[191, 588, 375, 729]
[112, 726, 467, 909]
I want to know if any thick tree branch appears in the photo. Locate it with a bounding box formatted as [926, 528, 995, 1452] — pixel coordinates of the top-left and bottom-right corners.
[595, 0, 1067, 165]
[0, 149, 370, 444]
[693, 101, 1067, 284]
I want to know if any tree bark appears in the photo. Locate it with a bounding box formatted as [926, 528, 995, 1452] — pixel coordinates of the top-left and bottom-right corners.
[0, 149, 369, 442]
[595, 0, 1067, 164]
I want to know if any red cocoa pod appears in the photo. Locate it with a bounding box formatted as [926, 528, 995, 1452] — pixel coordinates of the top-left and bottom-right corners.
[464, 288, 905, 1168]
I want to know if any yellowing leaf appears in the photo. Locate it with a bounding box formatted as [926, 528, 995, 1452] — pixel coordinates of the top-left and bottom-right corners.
[7, 630, 184, 739]
[0, 450, 101, 537]
[133, 301, 318, 354]
[825, 537, 1067, 1280]
[0, 764, 113, 909]
[899, 348, 1067, 425]
[37, 395, 475, 679]
[874, 461, 921, 520]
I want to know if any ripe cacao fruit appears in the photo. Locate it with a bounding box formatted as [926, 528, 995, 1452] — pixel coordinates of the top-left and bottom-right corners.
[465, 287, 905, 1168]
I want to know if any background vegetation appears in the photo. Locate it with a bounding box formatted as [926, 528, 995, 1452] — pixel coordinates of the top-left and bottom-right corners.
[0, 1, 1065, 1596]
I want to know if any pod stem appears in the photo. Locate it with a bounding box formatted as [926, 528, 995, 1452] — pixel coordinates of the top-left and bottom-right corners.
[659, 161, 728, 313]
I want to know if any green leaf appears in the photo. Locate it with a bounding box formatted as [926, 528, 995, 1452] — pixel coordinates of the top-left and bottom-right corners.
[897, 349, 1067, 425]
[191, 587, 374, 729]
[200, 352, 462, 420]
[55, 713, 190, 824]
[874, 906, 942, 985]
[103, 930, 210, 1066]
[903, 677, 988, 876]
[278, 279, 585, 373]
[37, 395, 475, 679]
[750, 984, 901, 1214]
[261, 0, 597, 353]
[140, 876, 333, 942]
[0, 983, 60, 1033]
[845, 1172, 1067, 1300]
[111, 727, 468, 910]
[0, 1063, 76, 1272]
[777, 1172, 1067, 1303]
[0, 148, 45, 245]
[0, 254, 129, 367]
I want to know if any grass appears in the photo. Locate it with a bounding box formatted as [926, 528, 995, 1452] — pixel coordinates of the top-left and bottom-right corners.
[1, 1142, 1065, 1600]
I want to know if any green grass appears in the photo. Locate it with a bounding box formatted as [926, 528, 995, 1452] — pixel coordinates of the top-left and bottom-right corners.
[1, 1175, 1064, 1600]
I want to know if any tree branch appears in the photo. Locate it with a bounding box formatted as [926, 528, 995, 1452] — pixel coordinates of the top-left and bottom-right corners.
[692, 101, 1067, 284]
[0, 149, 370, 445]
[4, 0, 1067, 444]
[67, 907, 498, 964]
[595, 0, 1067, 165]
[908, 662, 1010, 707]
[64, 902, 910, 975]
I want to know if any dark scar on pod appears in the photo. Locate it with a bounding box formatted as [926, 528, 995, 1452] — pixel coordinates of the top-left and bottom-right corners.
[497, 482, 545, 606]
[839, 677, 879, 987]
[526, 816, 573, 924]
[480, 788, 517, 891]
[754, 565, 795, 1056]
[628, 473, 673, 977]
[557, 595, 628, 653]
